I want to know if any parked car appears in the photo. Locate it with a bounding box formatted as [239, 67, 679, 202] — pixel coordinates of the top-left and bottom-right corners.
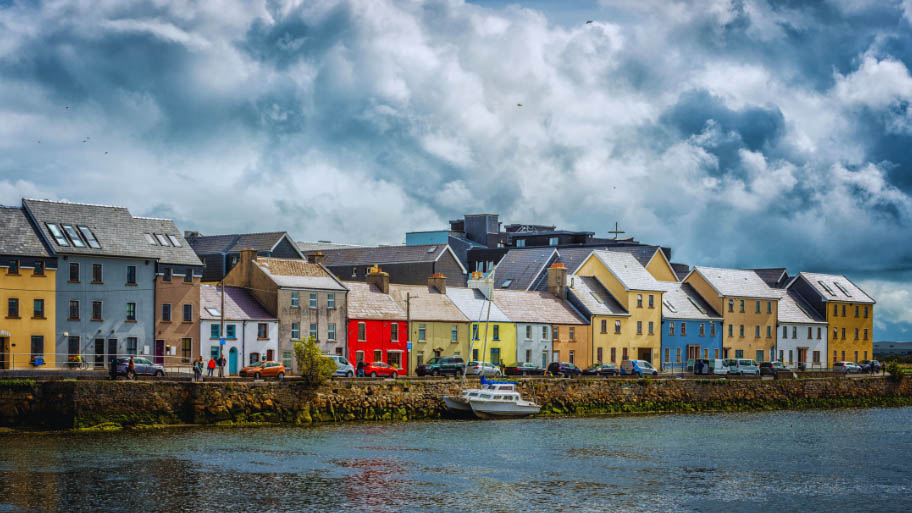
[416, 356, 465, 376]
[833, 361, 862, 373]
[324, 354, 354, 377]
[724, 359, 760, 376]
[240, 360, 286, 379]
[582, 363, 620, 377]
[363, 361, 404, 378]
[547, 362, 582, 377]
[760, 361, 788, 376]
[114, 357, 165, 377]
[620, 360, 658, 377]
[859, 360, 882, 373]
[504, 362, 545, 376]
[689, 359, 729, 376]
[465, 361, 502, 377]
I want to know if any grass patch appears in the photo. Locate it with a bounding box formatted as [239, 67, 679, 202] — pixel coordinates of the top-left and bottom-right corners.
[0, 379, 36, 389]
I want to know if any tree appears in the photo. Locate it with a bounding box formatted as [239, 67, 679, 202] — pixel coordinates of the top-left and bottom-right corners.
[294, 336, 336, 386]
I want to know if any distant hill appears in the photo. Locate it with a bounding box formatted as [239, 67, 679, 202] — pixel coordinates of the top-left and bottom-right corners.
[873, 341, 912, 356]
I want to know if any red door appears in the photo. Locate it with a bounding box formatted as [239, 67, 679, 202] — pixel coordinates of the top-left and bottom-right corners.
[154, 340, 165, 365]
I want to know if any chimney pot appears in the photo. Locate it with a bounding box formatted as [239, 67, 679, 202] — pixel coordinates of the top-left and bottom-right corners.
[307, 251, 325, 265]
[547, 263, 568, 300]
[428, 273, 447, 294]
[366, 265, 390, 294]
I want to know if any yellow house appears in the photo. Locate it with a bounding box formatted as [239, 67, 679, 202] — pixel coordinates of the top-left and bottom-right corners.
[446, 285, 516, 366]
[788, 272, 875, 366]
[389, 277, 470, 373]
[684, 267, 779, 361]
[574, 250, 664, 364]
[0, 207, 57, 369]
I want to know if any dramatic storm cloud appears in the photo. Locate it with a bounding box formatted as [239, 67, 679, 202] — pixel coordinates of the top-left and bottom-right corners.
[1, 0, 911, 338]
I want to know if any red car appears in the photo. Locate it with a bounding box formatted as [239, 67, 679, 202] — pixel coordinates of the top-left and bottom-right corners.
[362, 361, 404, 378]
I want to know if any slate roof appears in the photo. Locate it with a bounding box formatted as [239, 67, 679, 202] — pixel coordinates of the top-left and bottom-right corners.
[344, 282, 407, 320]
[199, 285, 275, 321]
[131, 217, 203, 266]
[188, 232, 296, 254]
[22, 199, 199, 264]
[524, 246, 666, 292]
[254, 257, 347, 291]
[568, 275, 628, 316]
[492, 289, 587, 325]
[296, 241, 362, 252]
[657, 282, 722, 321]
[672, 263, 690, 281]
[445, 287, 511, 322]
[590, 250, 665, 292]
[601, 245, 663, 268]
[492, 248, 558, 290]
[796, 272, 875, 304]
[752, 268, 789, 288]
[388, 284, 469, 323]
[774, 288, 827, 324]
[688, 266, 779, 300]
[0, 206, 50, 257]
[315, 244, 454, 266]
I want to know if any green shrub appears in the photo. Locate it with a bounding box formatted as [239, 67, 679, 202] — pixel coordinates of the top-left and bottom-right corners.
[886, 361, 905, 384]
[294, 336, 336, 387]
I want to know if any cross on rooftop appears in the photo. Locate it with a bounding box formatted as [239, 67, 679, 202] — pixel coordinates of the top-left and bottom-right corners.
[608, 222, 625, 240]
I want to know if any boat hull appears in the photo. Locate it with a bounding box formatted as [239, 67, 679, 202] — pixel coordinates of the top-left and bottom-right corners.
[469, 402, 541, 419]
[443, 395, 472, 412]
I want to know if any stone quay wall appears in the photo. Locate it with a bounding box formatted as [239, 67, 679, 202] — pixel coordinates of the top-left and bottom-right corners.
[1, 376, 910, 430]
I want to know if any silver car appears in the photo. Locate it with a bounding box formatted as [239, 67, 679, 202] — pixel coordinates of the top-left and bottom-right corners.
[465, 361, 502, 377]
[324, 354, 355, 377]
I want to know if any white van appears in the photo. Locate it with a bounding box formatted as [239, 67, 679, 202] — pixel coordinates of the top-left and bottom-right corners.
[725, 358, 760, 376]
[324, 354, 355, 377]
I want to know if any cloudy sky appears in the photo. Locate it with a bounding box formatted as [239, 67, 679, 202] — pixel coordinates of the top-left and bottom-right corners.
[1, 0, 910, 340]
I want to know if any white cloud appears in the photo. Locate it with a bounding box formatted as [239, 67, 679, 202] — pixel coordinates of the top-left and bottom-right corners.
[857, 279, 912, 332]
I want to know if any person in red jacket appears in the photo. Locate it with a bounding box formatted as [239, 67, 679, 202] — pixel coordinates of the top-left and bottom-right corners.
[207, 356, 216, 377]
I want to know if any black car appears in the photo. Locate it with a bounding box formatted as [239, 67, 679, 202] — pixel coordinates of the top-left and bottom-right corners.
[859, 360, 882, 373]
[547, 362, 582, 377]
[504, 362, 545, 376]
[759, 361, 788, 376]
[415, 356, 465, 376]
[582, 363, 620, 377]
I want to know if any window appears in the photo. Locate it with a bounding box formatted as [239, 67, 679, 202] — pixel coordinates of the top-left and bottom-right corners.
[549, 237, 558, 246]
[144, 233, 157, 245]
[841, 327, 846, 340]
[615, 320, 621, 334]
[328, 323, 336, 341]
[309, 293, 318, 309]
[126, 337, 138, 355]
[833, 304, 838, 316]
[391, 323, 399, 342]
[30, 336, 44, 358]
[291, 292, 299, 307]
[419, 324, 427, 341]
[854, 328, 859, 340]
[92, 264, 103, 283]
[183, 304, 192, 322]
[728, 324, 733, 337]
[842, 304, 846, 317]
[597, 347, 603, 363]
[637, 294, 643, 308]
[756, 350, 764, 362]
[92, 301, 103, 321]
[358, 322, 366, 342]
[493, 325, 500, 340]
[258, 323, 268, 339]
[710, 323, 716, 337]
[739, 300, 745, 313]
[669, 322, 675, 336]
[291, 323, 300, 339]
[155, 233, 171, 246]
[7, 259, 19, 274]
[501, 279, 513, 288]
[864, 329, 868, 341]
[515, 239, 526, 247]
[735, 350, 744, 358]
[47, 223, 69, 246]
[181, 339, 192, 363]
[126, 303, 136, 321]
[728, 299, 734, 312]
[69, 263, 79, 282]
[610, 347, 616, 363]
[78, 226, 101, 249]
[416, 351, 424, 367]
[601, 319, 607, 333]
[542, 326, 548, 339]
[676, 348, 682, 363]
[7, 298, 19, 318]
[767, 326, 772, 338]
[473, 325, 479, 340]
[161, 303, 171, 321]
[755, 325, 760, 338]
[648, 295, 654, 308]
[817, 327, 822, 339]
[525, 325, 532, 340]
[33, 261, 44, 276]
[833, 350, 837, 365]
[68, 336, 80, 357]
[648, 322, 654, 335]
[622, 348, 629, 360]
[163, 267, 172, 281]
[328, 293, 335, 309]
[833, 327, 838, 340]
[739, 325, 744, 337]
[373, 350, 382, 362]
[309, 323, 318, 340]
[69, 300, 79, 320]
[62, 225, 86, 247]
[767, 301, 772, 314]
[452, 325, 459, 343]
[637, 321, 643, 334]
[813, 351, 821, 364]
[126, 266, 136, 285]
[755, 301, 760, 313]
[782, 326, 788, 339]
[184, 268, 193, 282]
[167, 235, 182, 247]
[553, 326, 559, 339]
[568, 350, 575, 363]
[864, 306, 868, 318]
[250, 352, 261, 364]
[855, 305, 859, 318]
[808, 326, 812, 339]
[210, 325, 220, 338]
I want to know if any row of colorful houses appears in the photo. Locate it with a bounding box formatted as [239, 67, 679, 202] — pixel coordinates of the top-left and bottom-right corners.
[0, 199, 876, 373]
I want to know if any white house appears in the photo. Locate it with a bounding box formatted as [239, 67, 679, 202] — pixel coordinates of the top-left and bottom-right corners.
[200, 285, 278, 374]
[775, 288, 828, 369]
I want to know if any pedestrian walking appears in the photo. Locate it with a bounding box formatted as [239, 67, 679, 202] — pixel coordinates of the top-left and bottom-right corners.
[357, 360, 365, 377]
[193, 356, 203, 382]
[109, 356, 118, 380]
[128, 356, 136, 380]
[217, 354, 226, 378]
[207, 356, 216, 377]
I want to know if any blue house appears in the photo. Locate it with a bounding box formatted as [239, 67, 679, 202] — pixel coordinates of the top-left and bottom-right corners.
[659, 282, 723, 371]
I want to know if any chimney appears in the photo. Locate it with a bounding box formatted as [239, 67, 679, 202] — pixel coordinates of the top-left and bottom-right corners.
[547, 263, 568, 300]
[184, 230, 200, 239]
[366, 265, 389, 294]
[225, 248, 257, 287]
[307, 251, 325, 265]
[428, 273, 447, 294]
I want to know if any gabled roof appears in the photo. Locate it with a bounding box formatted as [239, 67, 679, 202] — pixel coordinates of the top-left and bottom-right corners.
[751, 268, 789, 288]
[686, 266, 779, 300]
[254, 257, 347, 291]
[199, 285, 275, 321]
[492, 248, 558, 290]
[316, 244, 467, 273]
[344, 282, 407, 320]
[602, 245, 664, 268]
[568, 275, 629, 317]
[794, 272, 875, 304]
[492, 289, 587, 325]
[388, 284, 469, 323]
[0, 206, 50, 257]
[671, 263, 690, 281]
[445, 287, 511, 322]
[131, 217, 203, 266]
[189, 232, 301, 256]
[774, 288, 827, 324]
[657, 282, 722, 321]
[589, 250, 665, 292]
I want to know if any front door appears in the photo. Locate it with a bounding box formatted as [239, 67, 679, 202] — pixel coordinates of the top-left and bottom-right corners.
[94, 338, 105, 367]
[154, 339, 165, 365]
[687, 345, 699, 361]
[798, 348, 808, 366]
[107, 339, 118, 367]
[0, 337, 8, 370]
[541, 351, 548, 369]
[229, 347, 238, 375]
[266, 349, 274, 361]
[490, 348, 500, 365]
[637, 348, 652, 363]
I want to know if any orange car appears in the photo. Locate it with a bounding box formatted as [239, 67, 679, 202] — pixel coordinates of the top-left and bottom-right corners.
[239, 361, 286, 380]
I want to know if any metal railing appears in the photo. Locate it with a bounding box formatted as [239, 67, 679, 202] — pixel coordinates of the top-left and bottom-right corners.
[0, 352, 193, 374]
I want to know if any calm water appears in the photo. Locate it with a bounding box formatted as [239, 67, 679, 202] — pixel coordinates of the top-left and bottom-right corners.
[1, 408, 911, 513]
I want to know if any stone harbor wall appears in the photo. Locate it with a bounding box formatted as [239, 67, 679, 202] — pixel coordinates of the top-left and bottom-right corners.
[1, 376, 910, 430]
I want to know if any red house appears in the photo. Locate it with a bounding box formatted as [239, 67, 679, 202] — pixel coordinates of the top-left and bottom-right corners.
[345, 269, 408, 374]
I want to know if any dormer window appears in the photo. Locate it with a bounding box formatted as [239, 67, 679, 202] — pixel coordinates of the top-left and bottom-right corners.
[46, 223, 69, 246]
[62, 225, 86, 247]
[77, 226, 101, 249]
[7, 259, 19, 274]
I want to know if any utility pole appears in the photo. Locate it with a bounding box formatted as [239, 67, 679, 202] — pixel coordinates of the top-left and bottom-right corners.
[406, 292, 411, 376]
[219, 279, 225, 367]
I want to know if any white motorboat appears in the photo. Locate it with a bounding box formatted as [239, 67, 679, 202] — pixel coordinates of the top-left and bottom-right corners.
[468, 386, 541, 419]
[443, 381, 519, 414]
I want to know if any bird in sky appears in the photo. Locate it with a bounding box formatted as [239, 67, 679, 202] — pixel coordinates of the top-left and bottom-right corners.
[517, 103, 523, 107]
[586, 20, 593, 24]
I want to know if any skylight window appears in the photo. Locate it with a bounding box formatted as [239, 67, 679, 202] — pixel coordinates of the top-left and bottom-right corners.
[46, 223, 69, 246]
[687, 296, 707, 315]
[62, 224, 86, 248]
[501, 279, 513, 288]
[590, 292, 604, 304]
[167, 235, 182, 247]
[663, 299, 677, 313]
[834, 282, 852, 297]
[155, 234, 171, 246]
[77, 226, 101, 249]
[427, 246, 437, 253]
[206, 307, 221, 316]
[817, 280, 836, 296]
[144, 233, 158, 245]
